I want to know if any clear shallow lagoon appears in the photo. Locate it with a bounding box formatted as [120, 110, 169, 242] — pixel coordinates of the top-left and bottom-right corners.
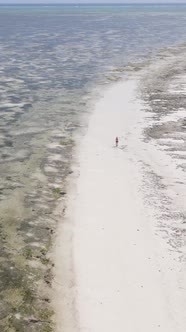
[0, 4, 186, 331]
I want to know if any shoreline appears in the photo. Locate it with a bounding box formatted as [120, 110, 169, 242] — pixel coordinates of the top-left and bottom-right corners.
[53, 72, 186, 331]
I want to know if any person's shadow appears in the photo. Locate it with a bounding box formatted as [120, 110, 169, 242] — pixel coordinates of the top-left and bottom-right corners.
[112, 144, 127, 150]
[119, 144, 127, 150]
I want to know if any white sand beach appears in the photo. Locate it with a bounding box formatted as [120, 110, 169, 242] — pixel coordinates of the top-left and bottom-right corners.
[53, 77, 186, 332]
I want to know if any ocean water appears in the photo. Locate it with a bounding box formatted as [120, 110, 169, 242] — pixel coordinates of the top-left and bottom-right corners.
[0, 3, 186, 330]
[1, 4, 186, 171]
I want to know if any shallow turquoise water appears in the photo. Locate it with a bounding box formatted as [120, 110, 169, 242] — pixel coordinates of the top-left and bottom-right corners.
[1, 4, 186, 14]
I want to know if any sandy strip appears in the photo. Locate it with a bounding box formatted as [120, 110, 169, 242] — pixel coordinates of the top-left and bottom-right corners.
[53, 79, 185, 332]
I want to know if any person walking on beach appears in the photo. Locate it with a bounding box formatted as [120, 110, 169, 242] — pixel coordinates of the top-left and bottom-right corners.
[115, 136, 119, 147]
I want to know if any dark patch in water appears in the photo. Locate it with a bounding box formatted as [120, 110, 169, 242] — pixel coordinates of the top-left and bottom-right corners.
[4, 140, 13, 147]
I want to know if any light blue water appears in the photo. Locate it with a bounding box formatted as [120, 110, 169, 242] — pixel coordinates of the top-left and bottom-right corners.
[1, 4, 186, 14]
[1, 4, 186, 93]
